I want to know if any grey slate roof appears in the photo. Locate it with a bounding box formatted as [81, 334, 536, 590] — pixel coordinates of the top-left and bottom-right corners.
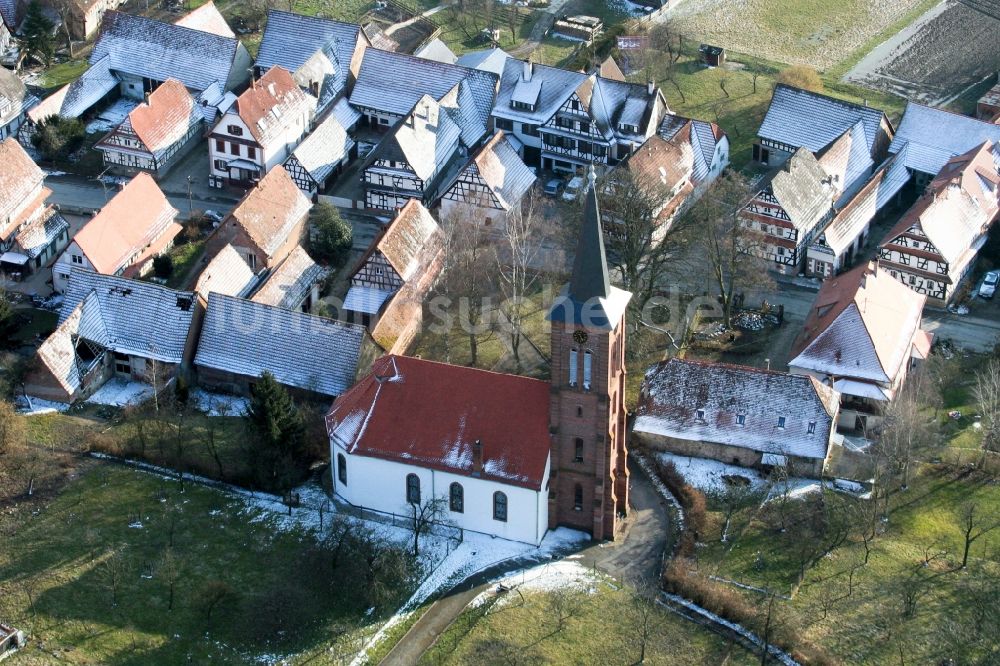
[59, 268, 196, 363]
[287, 112, 353, 185]
[414, 37, 457, 64]
[0, 0, 18, 29]
[588, 77, 659, 142]
[351, 48, 498, 132]
[456, 47, 510, 76]
[17, 211, 69, 259]
[495, 58, 586, 124]
[331, 96, 361, 130]
[755, 147, 834, 232]
[195, 292, 365, 397]
[660, 114, 725, 183]
[448, 132, 535, 211]
[257, 9, 364, 81]
[367, 95, 462, 183]
[91, 11, 245, 93]
[194, 244, 258, 299]
[888, 102, 1000, 176]
[634, 358, 838, 460]
[250, 245, 328, 310]
[758, 84, 888, 156]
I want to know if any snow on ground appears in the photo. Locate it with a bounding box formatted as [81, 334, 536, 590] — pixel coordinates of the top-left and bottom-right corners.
[656, 452, 822, 501]
[86, 98, 140, 134]
[86, 378, 155, 407]
[190, 389, 249, 417]
[19, 396, 70, 415]
[491, 558, 597, 595]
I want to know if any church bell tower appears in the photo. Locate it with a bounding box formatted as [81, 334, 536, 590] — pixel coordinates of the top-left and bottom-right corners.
[547, 166, 632, 540]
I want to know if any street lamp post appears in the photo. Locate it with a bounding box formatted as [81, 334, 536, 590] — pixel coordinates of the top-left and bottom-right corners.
[186, 175, 193, 217]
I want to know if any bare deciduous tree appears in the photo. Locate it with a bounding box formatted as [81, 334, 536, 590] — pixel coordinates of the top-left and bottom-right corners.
[621, 577, 660, 663]
[546, 586, 585, 633]
[99, 547, 131, 608]
[159, 547, 180, 611]
[409, 496, 448, 557]
[957, 502, 999, 569]
[195, 579, 236, 626]
[974, 360, 1000, 453]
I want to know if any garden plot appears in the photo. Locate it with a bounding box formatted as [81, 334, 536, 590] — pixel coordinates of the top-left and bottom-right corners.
[845, 0, 1000, 104]
[671, 0, 933, 70]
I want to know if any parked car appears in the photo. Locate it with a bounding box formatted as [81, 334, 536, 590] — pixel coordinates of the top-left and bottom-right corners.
[979, 270, 999, 299]
[204, 210, 224, 227]
[543, 178, 565, 197]
[562, 176, 584, 202]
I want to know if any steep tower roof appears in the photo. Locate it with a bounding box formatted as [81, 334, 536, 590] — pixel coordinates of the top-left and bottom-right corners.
[549, 165, 631, 330]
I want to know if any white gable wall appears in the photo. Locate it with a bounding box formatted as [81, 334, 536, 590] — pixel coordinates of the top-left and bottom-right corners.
[332, 440, 550, 545]
[53, 241, 94, 293]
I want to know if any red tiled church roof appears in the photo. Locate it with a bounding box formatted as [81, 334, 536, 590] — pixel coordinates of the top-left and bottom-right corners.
[326, 355, 551, 490]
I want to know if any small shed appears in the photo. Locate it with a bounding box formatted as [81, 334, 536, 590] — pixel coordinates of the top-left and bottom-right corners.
[0, 623, 26, 659]
[553, 15, 603, 44]
[699, 44, 725, 67]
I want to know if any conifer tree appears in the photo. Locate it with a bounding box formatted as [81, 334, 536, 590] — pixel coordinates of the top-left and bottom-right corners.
[22, 2, 55, 67]
[245, 372, 306, 492]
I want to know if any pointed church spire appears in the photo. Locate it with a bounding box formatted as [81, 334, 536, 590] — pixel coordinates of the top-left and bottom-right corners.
[568, 165, 611, 303]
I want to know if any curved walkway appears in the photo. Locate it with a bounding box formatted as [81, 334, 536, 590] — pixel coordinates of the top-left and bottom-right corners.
[379, 459, 671, 665]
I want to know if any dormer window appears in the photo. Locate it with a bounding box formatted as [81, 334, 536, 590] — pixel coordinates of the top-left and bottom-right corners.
[736, 414, 745, 426]
[696, 409, 705, 421]
[619, 123, 638, 134]
[807, 421, 816, 434]
[511, 100, 535, 112]
[777, 416, 786, 429]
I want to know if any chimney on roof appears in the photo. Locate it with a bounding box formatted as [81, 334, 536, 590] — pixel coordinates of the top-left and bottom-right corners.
[523, 59, 533, 82]
[647, 79, 655, 96]
[472, 439, 483, 475]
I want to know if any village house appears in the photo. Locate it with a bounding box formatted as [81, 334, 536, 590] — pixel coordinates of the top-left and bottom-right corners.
[888, 102, 1000, 189]
[740, 148, 836, 274]
[633, 359, 840, 477]
[94, 78, 203, 178]
[24, 269, 199, 404]
[250, 245, 328, 313]
[754, 84, 894, 168]
[204, 166, 312, 272]
[878, 141, 1000, 305]
[20, 11, 251, 144]
[173, 1, 233, 38]
[64, 0, 127, 40]
[349, 48, 497, 137]
[282, 111, 355, 199]
[343, 199, 443, 352]
[658, 113, 729, 193]
[328, 168, 631, 544]
[789, 260, 932, 433]
[53, 173, 179, 293]
[0, 67, 38, 141]
[193, 243, 259, 302]
[602, 132, 695, 244]
[208, 67, 316, 190]
[194, 292, 368, 399]
[255, 10, 370, 115]
[361, 94, 464, 211]
[492, 59, 668, 172]
[0, 139, 70, 277]
[438, 131, 536, 228]
[977, 81, 1000, 123]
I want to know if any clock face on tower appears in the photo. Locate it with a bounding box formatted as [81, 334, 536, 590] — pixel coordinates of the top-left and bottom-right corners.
[573, 329, 589, 344]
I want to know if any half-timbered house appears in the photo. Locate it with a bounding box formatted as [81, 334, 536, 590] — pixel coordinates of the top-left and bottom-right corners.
[204, 166, 312, 272]
[282, 112, 354, 198]
[439, 131, 536, 226]
[0, 68, 38, 141]
[658, 114, 729, 193]
[208, 67, 316, 190]
[878, 141, 1000, 305]
[343, 199, 443, 351]
[361, 94, 463, 211]
[250, 245, 328, 312]
[0, 139, 69, 277]
[740, 148, 836, 274]
[95, 78, 203, 178]
[52, 173, 181, 293]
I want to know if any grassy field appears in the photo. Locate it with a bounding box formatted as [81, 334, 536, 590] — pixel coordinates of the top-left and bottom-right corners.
[164, 240, 206, 290]
[36, 59, 89, 90]
[685, 353, 1000, 664]
[0, 464, 420, 665]
[421, 573, 756, 665]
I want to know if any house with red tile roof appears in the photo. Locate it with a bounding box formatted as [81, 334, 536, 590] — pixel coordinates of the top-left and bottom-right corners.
[52, 173, 181, 293]
[877, 141, 1000, 305]
[95, 78, 203, 178]
[208, 66, 316, 190]
[789, 260, 932, 432]
[203, 165, 311, 272]
[0, 138, 70, 276]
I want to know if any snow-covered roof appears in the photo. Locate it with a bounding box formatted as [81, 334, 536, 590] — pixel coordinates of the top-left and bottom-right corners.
[350, 48, 497, 133]
[195, 292, 365, 397]
[0, 67, 38, 130]
[414, 37, 457, 64]
[0, 138, 44, 232]
[16, 210, 69, 259]
[660, 114, 726, 183]
[816, 162, 883, 257]
[286, 112, 352, 187]
[455, 47, 510, 76]
[817, 120, 874, 206]
[194, 244, 258, 299]
[447, 131, 535, 211]
[889, 102, 1000, 176]
[331, 96, 361, 130]
[366, 94, 462, 183]
[173, 1, 234, 38]
[752, 147, 835, 232]
[91, 11, 246, 93]
[257, 9, 365, 93]
[493, 58, 587, 125]
[0, 0, 18, 29]
[342, 285, 393, 314]
[58, 268, 197, 363]
[355, 199, 442, 283]
[790, 261, 926, 384]
[250, 245, 328, 310]
[758, 83, 889, 156]
[227, 66, 316, 147]
[635, 358, 838, 460]
[29, 55, 118, 122]
[96, 78, 202, 161]
[326, 355, 552, 490]
[226, 166, 312, 258]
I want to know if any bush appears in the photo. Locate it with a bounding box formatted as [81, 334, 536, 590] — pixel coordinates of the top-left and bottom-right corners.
[309, 203, 353, 268]
[152, 254, 174, 278]
[776, 65, 823, 92]
[31, 115, 86, 161]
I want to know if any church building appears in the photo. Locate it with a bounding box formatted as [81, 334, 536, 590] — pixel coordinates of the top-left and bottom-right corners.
[325, 168, 632, 544]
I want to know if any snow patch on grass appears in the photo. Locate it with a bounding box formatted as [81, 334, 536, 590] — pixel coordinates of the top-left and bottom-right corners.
[190, 389, 250, 417]
[86, 378, 154, 407]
